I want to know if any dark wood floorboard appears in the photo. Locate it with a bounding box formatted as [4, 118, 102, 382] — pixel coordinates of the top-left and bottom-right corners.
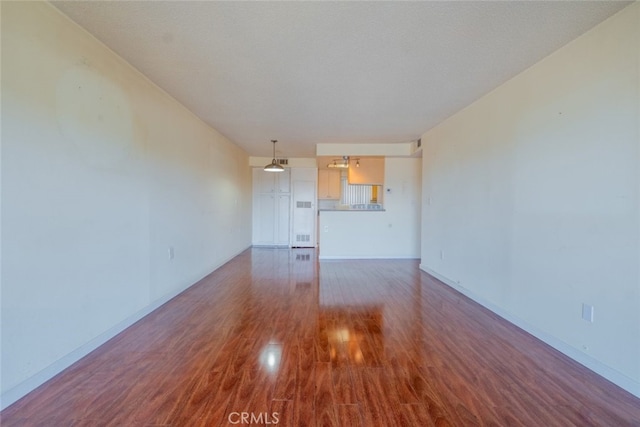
[2, 247, 639, 426]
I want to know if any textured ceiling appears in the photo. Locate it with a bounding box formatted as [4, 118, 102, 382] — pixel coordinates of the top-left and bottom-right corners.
[51, 1, 630, 158]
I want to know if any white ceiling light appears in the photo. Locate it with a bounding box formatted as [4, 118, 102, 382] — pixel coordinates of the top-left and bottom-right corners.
[264, 139, 285, 172]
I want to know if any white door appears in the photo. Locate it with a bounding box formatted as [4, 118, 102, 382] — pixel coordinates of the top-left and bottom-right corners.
[252, 168, 291, 246]
[255, 193, 276, 244]
[291, 171, 317, 247]
[276, 194, 291, 245]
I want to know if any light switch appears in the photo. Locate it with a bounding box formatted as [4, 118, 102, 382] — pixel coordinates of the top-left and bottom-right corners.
[582, 303, 594, 322]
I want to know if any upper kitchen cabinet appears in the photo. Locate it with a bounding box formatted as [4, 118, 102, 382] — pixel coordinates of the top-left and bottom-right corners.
[348, 157, 385, 185]
[318, 169, 341, 199]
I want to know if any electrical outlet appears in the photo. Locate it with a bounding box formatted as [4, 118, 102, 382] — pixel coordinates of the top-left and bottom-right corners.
[582, 303, 594, 322]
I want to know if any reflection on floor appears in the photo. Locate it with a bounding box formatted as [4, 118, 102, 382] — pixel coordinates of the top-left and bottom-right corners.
[319, 306, 383, 366]
[2, 247, 639, 426]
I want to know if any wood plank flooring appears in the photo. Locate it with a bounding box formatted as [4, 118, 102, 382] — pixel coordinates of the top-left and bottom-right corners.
[2, 248, 639, 426]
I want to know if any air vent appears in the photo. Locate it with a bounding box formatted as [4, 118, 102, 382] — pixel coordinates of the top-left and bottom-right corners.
[277, 158, 288, 165]
[296, 201, 312, 208]
[295, 253, 311, 261]
[295, 234, 311, 243]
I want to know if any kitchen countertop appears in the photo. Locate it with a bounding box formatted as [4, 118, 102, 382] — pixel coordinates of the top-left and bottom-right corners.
[318, 203, 384, 212]
[318, 207, 385, 212]
[318, 202, 385, 212]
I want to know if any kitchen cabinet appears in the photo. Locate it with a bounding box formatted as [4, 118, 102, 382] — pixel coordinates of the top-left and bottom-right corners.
[318, 169, 341, 199]
[252, 168, 290, 246]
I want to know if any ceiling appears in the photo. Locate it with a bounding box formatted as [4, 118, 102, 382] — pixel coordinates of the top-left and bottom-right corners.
[51, 1, 630, 158]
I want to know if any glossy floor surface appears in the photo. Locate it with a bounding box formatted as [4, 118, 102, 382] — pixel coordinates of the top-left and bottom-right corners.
[2, 248, 640, 426]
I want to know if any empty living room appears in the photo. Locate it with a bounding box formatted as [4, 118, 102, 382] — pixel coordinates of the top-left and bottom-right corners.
[1, 1, 639, 425]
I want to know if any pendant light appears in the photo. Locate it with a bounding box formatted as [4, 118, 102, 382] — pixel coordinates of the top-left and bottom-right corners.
[264, 139, 285, 172]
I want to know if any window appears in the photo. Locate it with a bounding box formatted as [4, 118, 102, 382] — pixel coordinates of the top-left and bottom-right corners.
[340, 175, 381, 205]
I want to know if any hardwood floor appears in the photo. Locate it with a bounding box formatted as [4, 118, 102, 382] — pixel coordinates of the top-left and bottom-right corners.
[2, 247, 639, 426]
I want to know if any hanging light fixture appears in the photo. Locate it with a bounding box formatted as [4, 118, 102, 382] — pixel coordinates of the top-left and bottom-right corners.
[264, 139, 284, 172]
[327, 156, 349, 168]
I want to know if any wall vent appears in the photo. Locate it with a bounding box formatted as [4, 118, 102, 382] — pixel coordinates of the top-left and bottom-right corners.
[295, 235, 311, 244]
[277, 158, 288, 165]
[295, 253, 311, 260]
[296, 201, 312, 208]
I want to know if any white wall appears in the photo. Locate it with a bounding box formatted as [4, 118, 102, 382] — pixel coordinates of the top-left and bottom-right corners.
[320, 157, 421, 259]
[421, 3, 639, 396]
[1, 2, 252, 407]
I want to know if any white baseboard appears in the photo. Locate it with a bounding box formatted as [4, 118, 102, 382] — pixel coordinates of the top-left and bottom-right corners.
[419, 264, 640, 399]
[1, 292, 174, 410]
[0, 246, 251, 411]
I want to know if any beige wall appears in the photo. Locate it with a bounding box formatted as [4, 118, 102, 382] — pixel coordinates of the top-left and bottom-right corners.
[1, 2, 252, 407]
[421, 3, 639, 396]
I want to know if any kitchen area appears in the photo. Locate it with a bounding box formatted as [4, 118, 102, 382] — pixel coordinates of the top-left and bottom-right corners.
[250, 153, 421, 260]
[317, 156, 385, 211]
[317, 156, 421, 260]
